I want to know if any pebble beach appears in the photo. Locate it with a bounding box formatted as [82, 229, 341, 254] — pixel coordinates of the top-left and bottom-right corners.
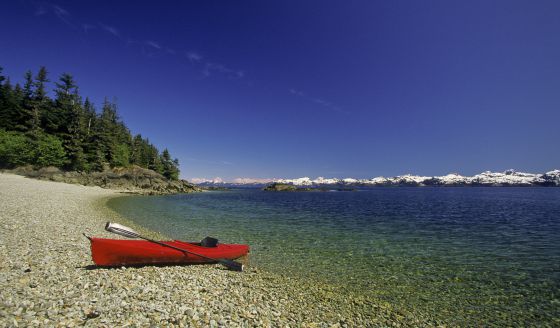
[0, 173, 388, 327]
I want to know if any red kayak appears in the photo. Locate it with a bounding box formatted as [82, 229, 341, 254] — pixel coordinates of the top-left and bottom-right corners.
[89, 237, 249, 267]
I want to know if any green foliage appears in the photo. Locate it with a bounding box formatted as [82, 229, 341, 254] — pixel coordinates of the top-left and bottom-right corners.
[151, 156, 165, 176]
[34, 67, 49, 100]
[0, 130, 67, 168]
[161, 148, 180, 180]
[0, 79, 26, 132]
[0, 67, 181, 179]
[0, 130, 34, 167]
[34, 133, 67, 167]
[111, 143, 130, 167]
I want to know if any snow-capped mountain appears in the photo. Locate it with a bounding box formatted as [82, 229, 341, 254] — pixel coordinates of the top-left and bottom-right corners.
[192, 177, 273, 188]
[192, 169, 560, 187]
[276, 170, 560, 187]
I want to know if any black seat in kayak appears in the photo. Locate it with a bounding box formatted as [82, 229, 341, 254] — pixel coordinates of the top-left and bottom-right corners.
[200, 236, 219, 247]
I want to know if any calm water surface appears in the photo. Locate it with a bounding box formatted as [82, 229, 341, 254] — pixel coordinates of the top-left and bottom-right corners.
[108, 188, 560, 325]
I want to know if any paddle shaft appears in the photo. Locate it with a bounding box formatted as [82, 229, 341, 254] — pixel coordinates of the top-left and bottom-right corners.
[137, 235, 226, 263]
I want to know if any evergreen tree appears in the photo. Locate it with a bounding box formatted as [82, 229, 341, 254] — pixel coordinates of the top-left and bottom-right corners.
[0, 79, 26, 131]
[54, 73, 87, 170]
[161, 148, 180, 180]
[98, 98, 117, 165]
[131, 134, 147, 167]
[0, 67, 182, 178]
[23, 71, 33, 99]
[0, 74, 11, 129]
[34, 67, 51, 135]
[152, 155, 164, 175]
[112, 143, 130, 167]
[34, 67, 49, 100]
[83, 98, 96, 137]
[22, 70, 40, 134]
[82, 98, 102, 171]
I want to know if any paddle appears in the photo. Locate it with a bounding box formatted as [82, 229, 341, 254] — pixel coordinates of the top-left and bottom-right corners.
[104, 222, 244, 272]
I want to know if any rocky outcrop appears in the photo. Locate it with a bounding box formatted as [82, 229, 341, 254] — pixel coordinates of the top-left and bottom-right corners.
[263, 183, 300, 191]
[8, 165, 201, 195]
[538, 170, 560, 186]
[263, 183, 355, 192]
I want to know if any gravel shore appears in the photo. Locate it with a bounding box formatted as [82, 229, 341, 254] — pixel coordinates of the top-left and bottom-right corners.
[0, 173, 402, 327]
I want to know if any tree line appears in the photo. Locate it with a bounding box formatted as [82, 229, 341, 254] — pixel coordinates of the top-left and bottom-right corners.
[0, 66, 180, 180]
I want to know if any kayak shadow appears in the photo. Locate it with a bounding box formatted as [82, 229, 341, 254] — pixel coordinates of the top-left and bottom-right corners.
[79, 255, 249, 271]
[79, 262, 217, 270]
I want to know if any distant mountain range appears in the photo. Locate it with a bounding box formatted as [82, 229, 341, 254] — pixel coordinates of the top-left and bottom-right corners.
[193, 169, 560, 188]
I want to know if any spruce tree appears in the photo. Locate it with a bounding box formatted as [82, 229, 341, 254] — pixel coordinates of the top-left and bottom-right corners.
[98, 98, 117, 165]
[161, 148, 180, 180]
[131, 134, 145, 166]
[82, 98, 101, 171]
[34, 67, 51, 133]
[0, 79, 26, 131]
[54, 73, 87, 170]
[0, 75, 12, 129]
[83, 98, 96, 137]
[34, 67, 49, 100]
[22, 70, 40, 134]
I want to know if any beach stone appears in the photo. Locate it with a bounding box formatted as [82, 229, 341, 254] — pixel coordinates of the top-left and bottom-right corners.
[85, 310, 100, 319]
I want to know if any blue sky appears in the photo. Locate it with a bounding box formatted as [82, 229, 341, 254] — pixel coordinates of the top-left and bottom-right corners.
[1, 1, 559, 180]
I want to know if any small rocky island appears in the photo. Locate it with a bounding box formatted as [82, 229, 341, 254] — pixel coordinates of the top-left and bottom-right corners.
[263, 183, 311, 191]
[263, 183, 355, 192]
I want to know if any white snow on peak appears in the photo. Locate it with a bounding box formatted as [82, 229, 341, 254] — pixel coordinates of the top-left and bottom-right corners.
[364, 177, 388, 184]
[313, 177, 340, 185]
[542, 170, 560, 184]
[436, 173, 471, 184]
[193, 169, 560, 186]
[189, 177, 225, 184]
[390, 174, 431, 184]
[471, 170, 541, 186]
[275, 169, 560, 186]
[231, 178, 274, 184]
[275, 177, 314, 186]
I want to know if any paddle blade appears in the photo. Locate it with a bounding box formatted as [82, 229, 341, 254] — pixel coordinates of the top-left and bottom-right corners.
[105, 222, 140, 239]
[219, 259, 244, 272]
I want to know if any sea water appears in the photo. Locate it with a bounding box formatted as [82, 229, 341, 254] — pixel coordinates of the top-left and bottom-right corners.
[108, 188, 560, 325]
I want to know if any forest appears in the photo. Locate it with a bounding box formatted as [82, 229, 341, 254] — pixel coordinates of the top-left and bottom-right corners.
[0, 66, 180, 180]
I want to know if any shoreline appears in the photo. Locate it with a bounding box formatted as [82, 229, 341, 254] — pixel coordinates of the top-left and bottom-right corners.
[0, 173, 391, 327]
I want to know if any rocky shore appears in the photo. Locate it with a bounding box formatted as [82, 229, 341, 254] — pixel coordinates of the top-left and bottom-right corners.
[6, 166, 201, 195]
[0, 173, 405, 327]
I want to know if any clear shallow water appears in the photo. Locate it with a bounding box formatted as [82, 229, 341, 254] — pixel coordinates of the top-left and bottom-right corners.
[108, 188, 560, 325]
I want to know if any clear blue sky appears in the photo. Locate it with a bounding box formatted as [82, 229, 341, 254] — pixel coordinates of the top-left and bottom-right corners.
[1, 1, 559, 180]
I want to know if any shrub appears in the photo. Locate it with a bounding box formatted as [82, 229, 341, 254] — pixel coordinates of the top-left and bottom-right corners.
[34, 133, 67, 167]
[0, 130, 34, 168]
